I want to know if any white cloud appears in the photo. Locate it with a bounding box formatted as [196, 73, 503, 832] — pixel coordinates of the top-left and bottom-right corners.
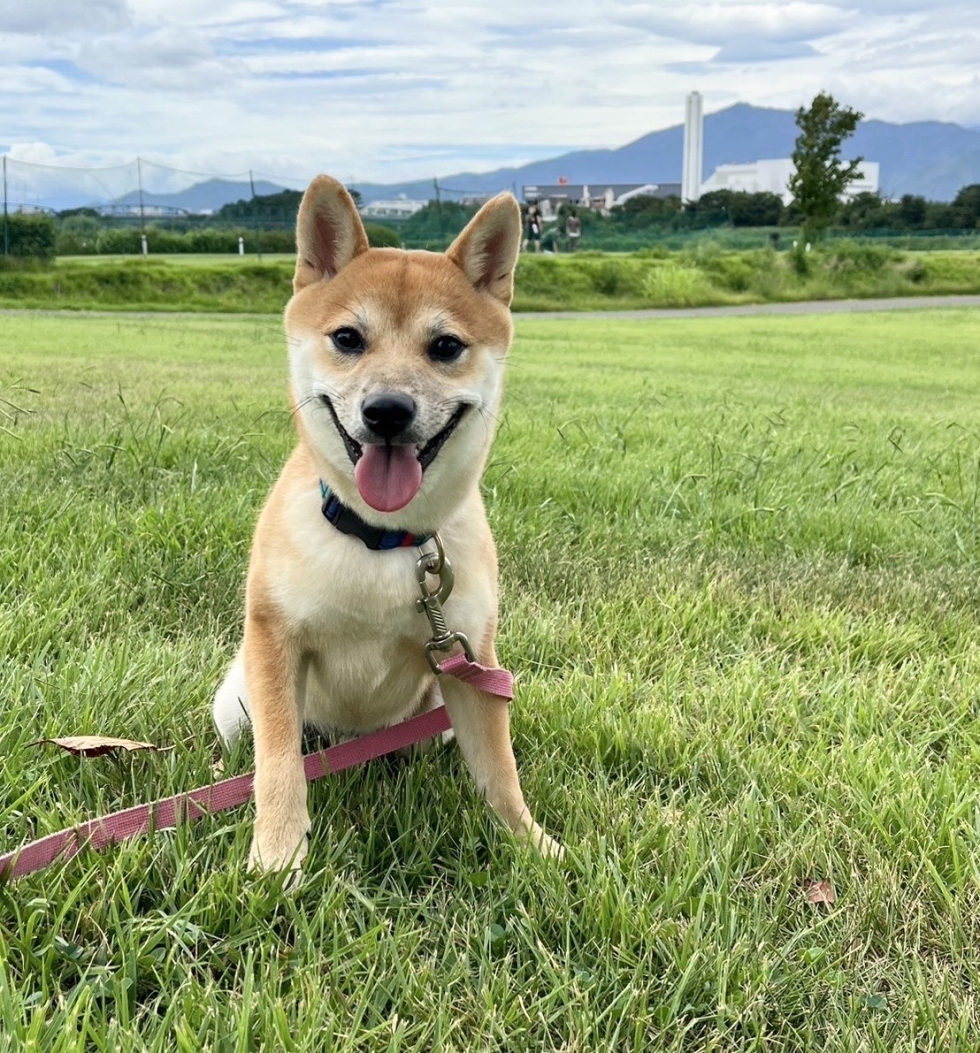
[0, 0, 131, 35]
[0, 0, 977, 185]
[624, 1, 856, 46]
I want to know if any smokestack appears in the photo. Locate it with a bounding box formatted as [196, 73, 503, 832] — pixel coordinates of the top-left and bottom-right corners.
[682, 91, 704, 204]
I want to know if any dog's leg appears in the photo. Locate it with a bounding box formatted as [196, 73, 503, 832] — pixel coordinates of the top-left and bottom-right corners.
[243, 618, 310, 876]
[213, 650, 251, 748]
[440, 667, 562, 860]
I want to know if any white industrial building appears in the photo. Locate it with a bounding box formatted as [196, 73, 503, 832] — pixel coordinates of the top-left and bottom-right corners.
[700, 158, 880, 204]
[360, 195, 426, 219]
[522, 182, 681, 215]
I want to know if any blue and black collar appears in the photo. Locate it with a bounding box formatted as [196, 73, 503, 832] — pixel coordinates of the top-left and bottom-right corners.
[320, 480, 433, 551]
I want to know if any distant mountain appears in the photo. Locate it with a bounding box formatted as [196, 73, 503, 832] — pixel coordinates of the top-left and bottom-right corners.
[353, 104, 980, 204]
[112, 178, 287, 213]
[36, 105, 980, 214]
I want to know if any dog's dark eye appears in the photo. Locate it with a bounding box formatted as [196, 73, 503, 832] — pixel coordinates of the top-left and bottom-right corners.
[331, 327, 365, 354]
[428, 335, 466, 363]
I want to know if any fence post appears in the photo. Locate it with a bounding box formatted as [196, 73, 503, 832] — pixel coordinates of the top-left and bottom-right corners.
[137, 157, 145, 239]
[2, 155, 8, 257]
[433, 177, 444, 245]
[249, 170, 262, 261]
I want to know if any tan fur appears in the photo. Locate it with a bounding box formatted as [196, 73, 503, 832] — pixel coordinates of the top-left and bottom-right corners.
[213, 175, 560, 874]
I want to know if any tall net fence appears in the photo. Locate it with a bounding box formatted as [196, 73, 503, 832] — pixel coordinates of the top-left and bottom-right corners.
[2, 156, 303, 227]
[1, 156, 312, 257]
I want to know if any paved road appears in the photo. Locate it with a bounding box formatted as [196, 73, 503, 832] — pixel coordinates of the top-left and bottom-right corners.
[517, 294, 980, 321]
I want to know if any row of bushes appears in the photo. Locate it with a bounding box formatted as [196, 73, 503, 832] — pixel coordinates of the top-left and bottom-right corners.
[512, 241, 980, 310]
[0, 259, 294, 312]
[1, 242, 977, 313]
[0, 213, 58, 259]
[1, 213, 402, 261]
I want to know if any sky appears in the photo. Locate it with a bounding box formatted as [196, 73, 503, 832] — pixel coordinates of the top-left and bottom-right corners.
[2, 0, 978, 191]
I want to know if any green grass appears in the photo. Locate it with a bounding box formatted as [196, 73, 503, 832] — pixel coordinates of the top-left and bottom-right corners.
[0, 245, 978, 314]
[56, 253, 295, 267]
[512, 246, 980, 310]
[2, 309, 980, 1050]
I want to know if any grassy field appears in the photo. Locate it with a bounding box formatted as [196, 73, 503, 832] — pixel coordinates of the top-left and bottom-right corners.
[0, 245, 979, 313]
[1, 308, 979, 1050]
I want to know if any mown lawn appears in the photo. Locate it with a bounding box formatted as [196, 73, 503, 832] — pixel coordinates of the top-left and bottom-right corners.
[1, 309, 979, 1051]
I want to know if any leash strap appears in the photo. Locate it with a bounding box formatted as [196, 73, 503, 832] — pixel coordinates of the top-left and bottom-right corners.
[0, 659, 511, 882]
[438, 652, 514, 700]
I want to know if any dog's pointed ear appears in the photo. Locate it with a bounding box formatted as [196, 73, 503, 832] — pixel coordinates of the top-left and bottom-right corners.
[293, 175, 370, 293]
[445, 193, 522, 306]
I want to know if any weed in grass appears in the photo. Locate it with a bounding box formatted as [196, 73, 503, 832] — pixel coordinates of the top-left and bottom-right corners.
[1, 310, 980, 1049]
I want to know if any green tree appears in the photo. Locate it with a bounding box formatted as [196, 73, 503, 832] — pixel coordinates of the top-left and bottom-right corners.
[952, 184, 980, 229]
[399, 201, 477, 248]
[362, 222, 400, 248]
[611, 194, 681, 229]
[215, 189, 302, 223]
[898, 194, 927, 228]
[788, 92, 864, 243]
[5, 212, 57, 260]
[727, 191, 783, 227]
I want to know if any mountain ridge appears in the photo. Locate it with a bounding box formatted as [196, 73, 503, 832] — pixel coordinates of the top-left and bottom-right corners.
[31, 104, 980, 212]
[351, 104, 980, 204]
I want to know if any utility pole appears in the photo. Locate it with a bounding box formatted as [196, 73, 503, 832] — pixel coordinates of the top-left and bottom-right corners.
[2, 155, 8, 257]
[137, 157, 146, 236]
[249, 169, 262, 261]
[433, 177, 444, 245]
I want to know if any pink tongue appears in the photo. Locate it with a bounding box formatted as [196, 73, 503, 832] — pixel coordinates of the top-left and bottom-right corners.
[354, 444, 423, 512]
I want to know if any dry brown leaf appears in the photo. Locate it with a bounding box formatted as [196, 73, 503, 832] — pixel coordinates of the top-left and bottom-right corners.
[31, 736, 173, 757]
[804, 878, 837, 906]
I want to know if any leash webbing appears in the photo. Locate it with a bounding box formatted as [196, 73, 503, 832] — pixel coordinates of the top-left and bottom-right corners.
[0, 656, 513, 883]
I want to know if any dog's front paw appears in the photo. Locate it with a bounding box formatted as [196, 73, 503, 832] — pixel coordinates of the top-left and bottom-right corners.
[249, 825, 309, 882]
[527, 824, 565, 862]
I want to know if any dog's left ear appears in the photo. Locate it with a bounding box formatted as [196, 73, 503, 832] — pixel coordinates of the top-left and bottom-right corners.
[293, 175, 370, 293]
[446, 194, 522, 306]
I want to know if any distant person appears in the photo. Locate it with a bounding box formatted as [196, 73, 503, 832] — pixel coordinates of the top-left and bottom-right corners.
[525, 205, 542, 253]
[565, 208, 582, 252]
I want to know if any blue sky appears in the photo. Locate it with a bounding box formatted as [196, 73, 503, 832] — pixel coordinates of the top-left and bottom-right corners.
[2, 0, 978, 190]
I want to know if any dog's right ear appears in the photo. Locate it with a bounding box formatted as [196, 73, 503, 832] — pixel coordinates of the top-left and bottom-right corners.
[446, 193, 522, 306]
[293, 176, 370, 293]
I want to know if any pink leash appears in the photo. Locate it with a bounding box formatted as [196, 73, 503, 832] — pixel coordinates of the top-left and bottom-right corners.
[0, 655, 512, 882]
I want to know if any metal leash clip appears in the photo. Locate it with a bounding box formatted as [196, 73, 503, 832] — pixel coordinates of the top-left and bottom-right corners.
[416, 534, 475, 673]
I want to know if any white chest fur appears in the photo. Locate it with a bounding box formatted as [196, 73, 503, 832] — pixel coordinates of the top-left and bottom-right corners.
[265, 484, 491, 735]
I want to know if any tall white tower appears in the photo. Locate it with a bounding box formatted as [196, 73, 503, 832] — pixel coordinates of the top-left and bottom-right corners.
[682, 91, 704, 204]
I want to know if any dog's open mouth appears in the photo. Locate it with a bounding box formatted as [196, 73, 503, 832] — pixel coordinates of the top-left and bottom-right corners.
[322, 397, 364, 465]
[321, 397, 468, 512]
[417, 402, 467, 471]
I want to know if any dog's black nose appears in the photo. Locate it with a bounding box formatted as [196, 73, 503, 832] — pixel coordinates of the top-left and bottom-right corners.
[361, 392, 417, 440]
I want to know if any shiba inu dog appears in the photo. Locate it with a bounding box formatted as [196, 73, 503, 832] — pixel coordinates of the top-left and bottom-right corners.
[213, 175, 560, 874]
